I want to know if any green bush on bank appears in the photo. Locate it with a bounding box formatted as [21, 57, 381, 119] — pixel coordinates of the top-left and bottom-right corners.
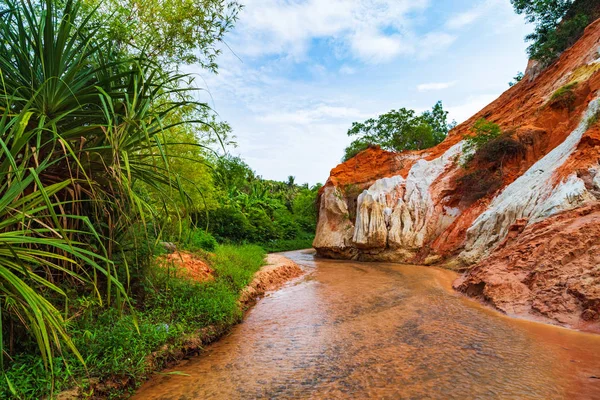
[260, 233, 316, 253]
[0, 245, 265, 399]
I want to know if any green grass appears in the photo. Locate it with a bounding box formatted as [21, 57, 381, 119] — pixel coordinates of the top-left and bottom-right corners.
[0, 245, 265, 399]
[260, 233, 315, 253]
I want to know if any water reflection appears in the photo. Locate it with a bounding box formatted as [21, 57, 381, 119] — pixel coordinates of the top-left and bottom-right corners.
[134, 250, 600, 399]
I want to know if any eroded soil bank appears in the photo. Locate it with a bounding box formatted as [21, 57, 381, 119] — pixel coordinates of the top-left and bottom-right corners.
[133, 250, 600, 400]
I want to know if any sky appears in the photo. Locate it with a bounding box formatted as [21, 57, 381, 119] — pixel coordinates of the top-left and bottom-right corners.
[188, 0, 533, 185]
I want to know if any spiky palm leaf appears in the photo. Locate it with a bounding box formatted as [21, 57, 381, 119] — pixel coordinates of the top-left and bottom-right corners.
[0, 0, 209, 384]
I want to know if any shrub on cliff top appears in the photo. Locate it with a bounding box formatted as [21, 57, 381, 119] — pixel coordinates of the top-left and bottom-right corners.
[474, 135, 527, 165]
[462, 120, 525, 169]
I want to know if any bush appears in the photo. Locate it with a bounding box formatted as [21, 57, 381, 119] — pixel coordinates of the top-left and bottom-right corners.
[509, 71, 524, 87]
[185, 229, 218, 252]
[528, 13, 590, 65]
[512, 0, 600, 65]
[474, 134, 526, 164]
[246, 208, 280, 242]
[550, 82, 578, 111]
[196, 206, 256, 243]
[261, 234, 315, 253]
[273, 208, 301, 240]
[463, 118, 503, 161]
[457, 126, 525, 204]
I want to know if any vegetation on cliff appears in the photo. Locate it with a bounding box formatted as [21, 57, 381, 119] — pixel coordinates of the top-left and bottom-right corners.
[512, 0, 600, 65]
[342, 101, 456, 161]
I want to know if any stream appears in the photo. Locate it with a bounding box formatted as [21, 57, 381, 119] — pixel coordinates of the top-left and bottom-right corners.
[133, 249, 600, 399]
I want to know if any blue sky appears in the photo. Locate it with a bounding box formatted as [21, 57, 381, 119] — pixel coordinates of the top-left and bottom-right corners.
[189, 0, 532, 185]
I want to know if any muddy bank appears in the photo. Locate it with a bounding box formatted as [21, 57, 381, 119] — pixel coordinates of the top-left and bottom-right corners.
[239, 254, 305, 305]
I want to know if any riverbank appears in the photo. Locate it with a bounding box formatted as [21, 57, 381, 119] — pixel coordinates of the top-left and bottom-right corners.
[125, 253, 304, 399]
[0, 247, 303, 399]
[131, 250, 600, 399]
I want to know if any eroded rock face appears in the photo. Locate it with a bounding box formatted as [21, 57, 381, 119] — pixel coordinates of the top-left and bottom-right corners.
[313, 186, 356, 259]
[313, 19, 600, 329]
[460, 97, 600, 264]
[454, 205, 600, 331]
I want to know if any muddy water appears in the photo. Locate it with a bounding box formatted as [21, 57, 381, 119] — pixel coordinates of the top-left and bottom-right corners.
[134, 250, 600, 399]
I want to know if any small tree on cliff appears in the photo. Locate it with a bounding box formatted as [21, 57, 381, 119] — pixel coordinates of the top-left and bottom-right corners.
[342, 101, 456, 161]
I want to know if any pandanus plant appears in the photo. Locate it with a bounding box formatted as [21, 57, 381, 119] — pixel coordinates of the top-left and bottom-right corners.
[0, 0, 206, 384]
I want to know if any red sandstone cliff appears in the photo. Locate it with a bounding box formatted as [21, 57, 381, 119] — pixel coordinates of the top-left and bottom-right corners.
[313, 19, 600, 331]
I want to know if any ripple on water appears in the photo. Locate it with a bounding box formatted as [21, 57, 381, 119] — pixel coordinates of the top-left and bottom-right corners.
[133, 251, 600, 400]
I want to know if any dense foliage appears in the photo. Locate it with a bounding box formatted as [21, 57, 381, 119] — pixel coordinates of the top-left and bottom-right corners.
[87, 0, 242, 70]
[342, 101, 456, 161]
[0, 0, 318, 397]
[512, 0, 600, 65]
[0, 0, 202, 378]
[195, 156, 320, 252]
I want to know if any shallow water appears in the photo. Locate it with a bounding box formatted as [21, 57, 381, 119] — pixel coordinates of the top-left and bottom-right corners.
[134, 250, 600, 399]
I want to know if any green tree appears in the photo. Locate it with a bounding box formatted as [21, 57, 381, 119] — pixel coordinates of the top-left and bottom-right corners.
[343, 101, 455, 161]
[87, 0, 242, 70]
[509, 71, 524, 86]
[511, 0, 599, 65]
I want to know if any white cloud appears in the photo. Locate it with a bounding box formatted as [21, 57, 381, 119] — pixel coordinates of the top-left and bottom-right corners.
[339, 65, 357, 75]
[350, 30, 413, 63]
[229, 0, 449, 63]
[257, 105, 368, 125]
[446, 10, 482, 30]
[418, 32, 457, 59]
[445, 0, 502, 31]
[417, 81, 457, 92]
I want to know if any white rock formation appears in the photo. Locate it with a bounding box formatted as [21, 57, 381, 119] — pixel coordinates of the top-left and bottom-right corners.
[594, 169, 600, 191]
[350, 142, 464, 254]
[460, 96, 600, 263]
[352, 176, 404, 248]
[313, 186, 355, 251]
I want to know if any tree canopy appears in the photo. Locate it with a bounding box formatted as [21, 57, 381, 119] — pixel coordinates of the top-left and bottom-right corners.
[87, 0, 242, 70]
[342, 101, 456, 161]
[512, 0, 600, 65]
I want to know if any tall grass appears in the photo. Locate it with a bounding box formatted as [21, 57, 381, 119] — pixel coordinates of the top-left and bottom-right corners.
[0, 0, 206, 386]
